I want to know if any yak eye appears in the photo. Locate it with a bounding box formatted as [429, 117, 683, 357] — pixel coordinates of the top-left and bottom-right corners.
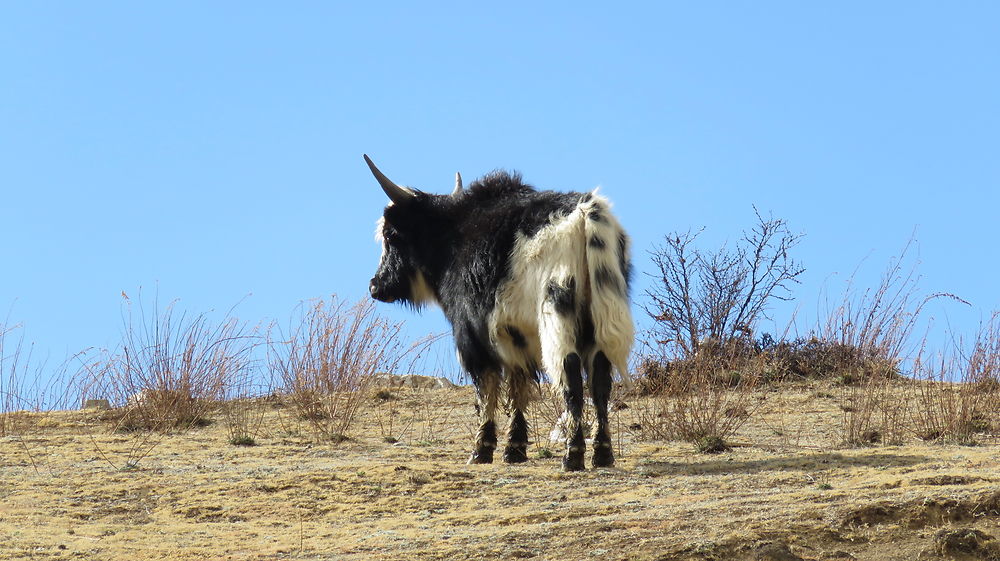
[384, 227, 402, 244]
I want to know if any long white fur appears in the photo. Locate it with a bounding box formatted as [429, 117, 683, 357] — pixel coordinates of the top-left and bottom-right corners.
[488, 191, 634, 395]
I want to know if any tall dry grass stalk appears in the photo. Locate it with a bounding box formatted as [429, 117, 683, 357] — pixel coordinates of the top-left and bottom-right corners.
[75, 294, 259, 471]
[822, 240, 967, 446]
[220, 369, 273, 446]
[822, 239, 965, 377]
[1, 323, 81, 437]
[222, 393, 270, 446]
[910, 312, 1000, 444]
[0, 324, 34, 437]
[270, 297, 433, 443]
[81, 295, 258, 434]
[839, 366, 908, 446]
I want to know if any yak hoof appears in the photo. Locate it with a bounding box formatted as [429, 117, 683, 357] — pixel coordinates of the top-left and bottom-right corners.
[467, 449, 494, 464]
[502, 446, 529, 464]
[592, 446, 615, 468]
[562, 451, 585, 472]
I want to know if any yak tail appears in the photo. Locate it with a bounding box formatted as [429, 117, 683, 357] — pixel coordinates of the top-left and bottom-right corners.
[580, 192, 635, 388]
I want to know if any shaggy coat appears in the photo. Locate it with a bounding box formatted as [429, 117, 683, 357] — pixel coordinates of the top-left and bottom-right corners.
[367, 156, 633, 470]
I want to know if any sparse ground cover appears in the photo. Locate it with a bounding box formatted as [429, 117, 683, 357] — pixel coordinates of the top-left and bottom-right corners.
[2, 382, 998, 561]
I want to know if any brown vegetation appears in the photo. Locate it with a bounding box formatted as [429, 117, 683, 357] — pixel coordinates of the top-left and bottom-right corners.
[1, 380, 998, 560]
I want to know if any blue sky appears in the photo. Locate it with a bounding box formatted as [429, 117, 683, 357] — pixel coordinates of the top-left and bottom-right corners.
[2, 3, 998, 381]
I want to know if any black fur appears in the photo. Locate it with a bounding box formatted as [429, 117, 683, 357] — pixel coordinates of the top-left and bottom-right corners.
[372, 171, 580, 382]
[469, 419, 496, 464]
[618, 231, 633, 293]
[590, 351, 615, 468]
[594, 265, 624, 296]
[503, 409, 529, 464]
[546, 278, 576, 316]
[506, 325, 527, 349]
[368, 163, 631, 471]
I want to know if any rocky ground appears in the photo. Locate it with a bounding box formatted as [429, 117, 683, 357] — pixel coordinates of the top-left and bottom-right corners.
[1, 381, 998, 560]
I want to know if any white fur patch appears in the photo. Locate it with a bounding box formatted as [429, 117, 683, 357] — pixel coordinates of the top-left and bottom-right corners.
[409, 270, 437, 305]
[487, 192, 634, 394]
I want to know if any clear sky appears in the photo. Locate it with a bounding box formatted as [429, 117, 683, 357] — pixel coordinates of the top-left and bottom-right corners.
[2, 2, 998, 382]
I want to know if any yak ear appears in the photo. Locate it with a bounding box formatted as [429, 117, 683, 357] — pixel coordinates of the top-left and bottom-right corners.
[452, 172, 463, 196]
[364, 154, 416, 205]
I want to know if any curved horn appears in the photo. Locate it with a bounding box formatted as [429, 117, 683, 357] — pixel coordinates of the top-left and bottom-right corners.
[364, 154, 415, 204]
[452, 172, 463, 196]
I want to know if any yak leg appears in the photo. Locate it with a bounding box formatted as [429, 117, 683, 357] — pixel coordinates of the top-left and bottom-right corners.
[589, 351, 615, 467]
[560, 353, 586, 471]
[503, 368, 533, 463]
[541, 276, 586, 471]
[468, 370, 500, 464]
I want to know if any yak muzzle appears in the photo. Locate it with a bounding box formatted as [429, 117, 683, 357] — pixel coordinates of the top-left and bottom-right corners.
[369, 278, 396, 303]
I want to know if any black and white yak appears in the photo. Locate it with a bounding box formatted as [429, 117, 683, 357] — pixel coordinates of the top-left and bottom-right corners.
[364, 155, 633, 471]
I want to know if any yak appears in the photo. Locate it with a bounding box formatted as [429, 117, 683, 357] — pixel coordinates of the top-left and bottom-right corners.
[365, 155, 633, 471]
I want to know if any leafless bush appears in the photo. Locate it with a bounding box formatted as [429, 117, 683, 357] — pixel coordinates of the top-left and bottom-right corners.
[78, 293, 258, 471]
[636, 209, 801, 449]
[644, 207, 804, 359]
[270, 297, 428, 443]
[84, 295, 257, 433]
[629, 350, 763, 450]
[966, 311, 1000, 391]
[221, 381, 272, 446]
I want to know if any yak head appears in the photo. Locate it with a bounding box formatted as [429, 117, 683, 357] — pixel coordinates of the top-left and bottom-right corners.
[365, 155, 461, 307]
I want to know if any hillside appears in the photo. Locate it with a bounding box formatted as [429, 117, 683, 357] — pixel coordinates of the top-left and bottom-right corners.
[1, 382, 998, 561]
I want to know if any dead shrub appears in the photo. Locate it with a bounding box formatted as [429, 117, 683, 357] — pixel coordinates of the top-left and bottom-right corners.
[629, 350, 764, 449]
[637, 209, 803, 449]
[840, 366, 908, 446]
[270, 297, 428, 443]
[82, 294, 258, 434]
[75, 293, 258, 470]
[644, 208, 804, 359]
[222, 383, 272, 447]
[763, 336, 898, 383]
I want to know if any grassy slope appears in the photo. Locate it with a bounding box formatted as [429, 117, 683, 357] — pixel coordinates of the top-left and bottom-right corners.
[1, 383, 998, 561]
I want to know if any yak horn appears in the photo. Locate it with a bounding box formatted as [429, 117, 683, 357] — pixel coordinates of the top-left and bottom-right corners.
[364, 154, 415, 204]
[452, 172, 463, 196]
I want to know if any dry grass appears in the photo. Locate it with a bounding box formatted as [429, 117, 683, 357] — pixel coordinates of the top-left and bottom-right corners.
[80, 295, 259, 434]
[629, 351, 763, 451]
[819, 239, 964, 370]
[0, 382, 997, 561]
[71, 294, 259, 469]
[0, 324, 33, 437]
[1, 323, 82, 439]
[910, 313, 1000, 445]
[269, 297, 438, 443]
